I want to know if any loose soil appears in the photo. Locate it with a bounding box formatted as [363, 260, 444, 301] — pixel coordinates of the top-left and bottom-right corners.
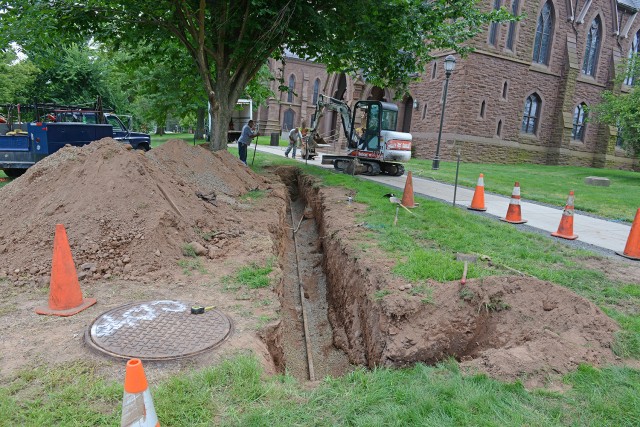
[0, 139, 627, 389]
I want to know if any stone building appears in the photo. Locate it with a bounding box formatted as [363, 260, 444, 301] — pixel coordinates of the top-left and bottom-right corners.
[257, 0, 640, 170]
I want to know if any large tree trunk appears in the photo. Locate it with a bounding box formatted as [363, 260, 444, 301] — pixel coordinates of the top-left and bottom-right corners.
[209, 93, 233, 151]
[209, 72, 246, 151]
[156, 113, 167, 136]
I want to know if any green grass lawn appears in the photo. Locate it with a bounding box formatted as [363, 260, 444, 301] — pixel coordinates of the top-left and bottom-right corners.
[150, 132, 200, 148]
[3, 148, 638, 426]
[407, 159, 640, 223]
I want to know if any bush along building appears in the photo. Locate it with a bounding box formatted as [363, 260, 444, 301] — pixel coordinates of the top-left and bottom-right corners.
[257, 0, 640, 170]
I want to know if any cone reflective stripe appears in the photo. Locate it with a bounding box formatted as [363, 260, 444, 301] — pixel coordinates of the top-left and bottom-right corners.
[617, 208, 640, 261]
[551, 191, 578, 240]
[35, 224, 96, 316]
[500, 182, 527, 224]
[121, 359, 160, 427]
[468, 173, 487, 211]
[401, 171, 417, 208]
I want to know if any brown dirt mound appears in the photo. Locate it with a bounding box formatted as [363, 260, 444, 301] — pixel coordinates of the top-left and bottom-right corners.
[0, 138, 267, 283]
[380, 276, 619, 386]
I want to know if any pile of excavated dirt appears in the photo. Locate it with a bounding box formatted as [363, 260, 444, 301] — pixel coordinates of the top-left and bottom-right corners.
[0, 139, 270, 284]
[0, 139, 288, 378]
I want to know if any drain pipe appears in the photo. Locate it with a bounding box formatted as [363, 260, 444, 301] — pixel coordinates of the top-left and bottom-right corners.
[290, 208, 316, 381]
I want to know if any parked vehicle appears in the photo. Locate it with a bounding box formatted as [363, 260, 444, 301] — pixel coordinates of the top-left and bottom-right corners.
[0, 105, 150, 178]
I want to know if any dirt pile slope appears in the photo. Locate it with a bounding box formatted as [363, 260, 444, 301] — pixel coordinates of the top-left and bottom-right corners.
[0, 138, 268, 283]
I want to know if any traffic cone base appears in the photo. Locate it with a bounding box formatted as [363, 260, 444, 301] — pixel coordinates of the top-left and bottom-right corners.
[551, 230, 578, 240]
[615, 251, 640, 261]
[401, 171, 417, 208]
[35, 297, 97, 317]
[500, 217, 528, 224]
[35, 224, 96, 317]
[617, 208, 640, 261]
[468, 173, 487, 211]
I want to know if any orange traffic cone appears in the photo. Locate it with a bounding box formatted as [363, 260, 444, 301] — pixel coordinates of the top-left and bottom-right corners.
[401, 171, 417, 208]
[500, 182, 527, 224]
[617, 208, 640, 260]
[121, 359, 160, 427]
[551, 190, 578, 240]
[35, 224, 96, 316]
[468, 173, 487, 211]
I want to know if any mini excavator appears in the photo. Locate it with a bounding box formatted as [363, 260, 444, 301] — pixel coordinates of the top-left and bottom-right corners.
[301, 94, 411, 176]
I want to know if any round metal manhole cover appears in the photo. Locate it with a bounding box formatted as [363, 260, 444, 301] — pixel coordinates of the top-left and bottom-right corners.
[85, 300, 233, 360]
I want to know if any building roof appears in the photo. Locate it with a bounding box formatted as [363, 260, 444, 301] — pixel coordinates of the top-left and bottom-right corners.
[618, 0, 640, 12]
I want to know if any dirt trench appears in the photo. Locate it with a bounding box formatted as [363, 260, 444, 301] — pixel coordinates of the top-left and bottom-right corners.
[264, 168, 619, 386]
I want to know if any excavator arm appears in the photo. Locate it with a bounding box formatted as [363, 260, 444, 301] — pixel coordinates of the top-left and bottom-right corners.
[308, 94, 356, 146]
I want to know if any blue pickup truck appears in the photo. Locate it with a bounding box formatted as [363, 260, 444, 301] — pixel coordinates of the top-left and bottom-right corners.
[0, 112, 151, 177]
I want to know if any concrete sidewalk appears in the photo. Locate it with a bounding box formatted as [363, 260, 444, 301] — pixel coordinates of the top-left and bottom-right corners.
[254, 144, 633, 255]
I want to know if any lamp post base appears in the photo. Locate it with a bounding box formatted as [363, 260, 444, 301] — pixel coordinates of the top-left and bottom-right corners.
[432, 158, 441, 170]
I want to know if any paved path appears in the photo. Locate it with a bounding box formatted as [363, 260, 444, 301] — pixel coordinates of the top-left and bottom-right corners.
[253, 144, 633, 255]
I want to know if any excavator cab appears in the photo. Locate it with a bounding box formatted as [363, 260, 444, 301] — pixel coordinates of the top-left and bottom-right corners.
[350, 101, 379, 151]
[349, 101, 398, 152]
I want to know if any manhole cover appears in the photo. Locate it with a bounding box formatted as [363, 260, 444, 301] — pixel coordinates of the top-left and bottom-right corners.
[85, 300, 233, 360]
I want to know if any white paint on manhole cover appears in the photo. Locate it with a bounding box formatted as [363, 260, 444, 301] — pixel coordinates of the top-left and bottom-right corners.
[85, 300, 233, 360]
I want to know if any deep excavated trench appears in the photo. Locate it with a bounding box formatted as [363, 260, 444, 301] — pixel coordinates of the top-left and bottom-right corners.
[263, 167, 619, 385]
[270, 168, 352, 380]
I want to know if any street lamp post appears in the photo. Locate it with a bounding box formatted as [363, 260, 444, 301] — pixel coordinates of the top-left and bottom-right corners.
[432, 54, 457, 170]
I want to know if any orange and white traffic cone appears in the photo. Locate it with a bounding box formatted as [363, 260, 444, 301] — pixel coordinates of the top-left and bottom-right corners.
[35, 224, 96, 316]
[500, 182, 527, 224]
[121, 359, 160, 427]
[617, 208, 640, 261]
[551, 190, 578, 240]
[468, 173, 487, 211]
[401, 171, 417, 208]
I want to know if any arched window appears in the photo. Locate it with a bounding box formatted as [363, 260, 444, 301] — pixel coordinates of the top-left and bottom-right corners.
[283, 109, 295, 131]
[521, 93, 541, 134]
[502, 81, 508, 99]
[422, 103, 428, 120]
[312, 79, 320, 104]
[572, 103, 587, 141]
[497, 119, 503, 137]
[582, 17, 601, 76]
[532, 1, 554, 65]
[624, 31, 640, 86]
[287, 74, 296, 103]
[431, 62, 437, 79]
[480, 100, 486, 118]
[488, 0, 502, 47]
[506, 0, 520, 50]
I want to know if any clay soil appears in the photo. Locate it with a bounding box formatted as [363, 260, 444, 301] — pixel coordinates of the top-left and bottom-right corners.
[0, 139, 627, 389]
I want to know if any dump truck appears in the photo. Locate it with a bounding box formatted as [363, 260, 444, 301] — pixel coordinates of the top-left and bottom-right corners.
[303, 94, 411, 176]
[0, 105, 150, 178]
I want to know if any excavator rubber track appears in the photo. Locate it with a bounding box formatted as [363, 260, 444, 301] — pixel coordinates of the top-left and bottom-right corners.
[323, 155, 404, 176]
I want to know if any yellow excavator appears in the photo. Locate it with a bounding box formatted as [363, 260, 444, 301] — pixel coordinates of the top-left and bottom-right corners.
[302, 94, 411, 176]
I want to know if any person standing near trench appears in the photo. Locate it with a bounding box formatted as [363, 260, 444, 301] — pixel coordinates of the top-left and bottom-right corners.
[238, 119, 258, 165]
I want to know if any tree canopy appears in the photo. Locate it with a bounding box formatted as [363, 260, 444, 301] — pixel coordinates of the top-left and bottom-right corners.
[1, 0, 512, 150]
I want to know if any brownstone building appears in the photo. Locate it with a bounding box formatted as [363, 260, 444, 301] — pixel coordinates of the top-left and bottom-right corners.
[257, 0, 640, 170]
